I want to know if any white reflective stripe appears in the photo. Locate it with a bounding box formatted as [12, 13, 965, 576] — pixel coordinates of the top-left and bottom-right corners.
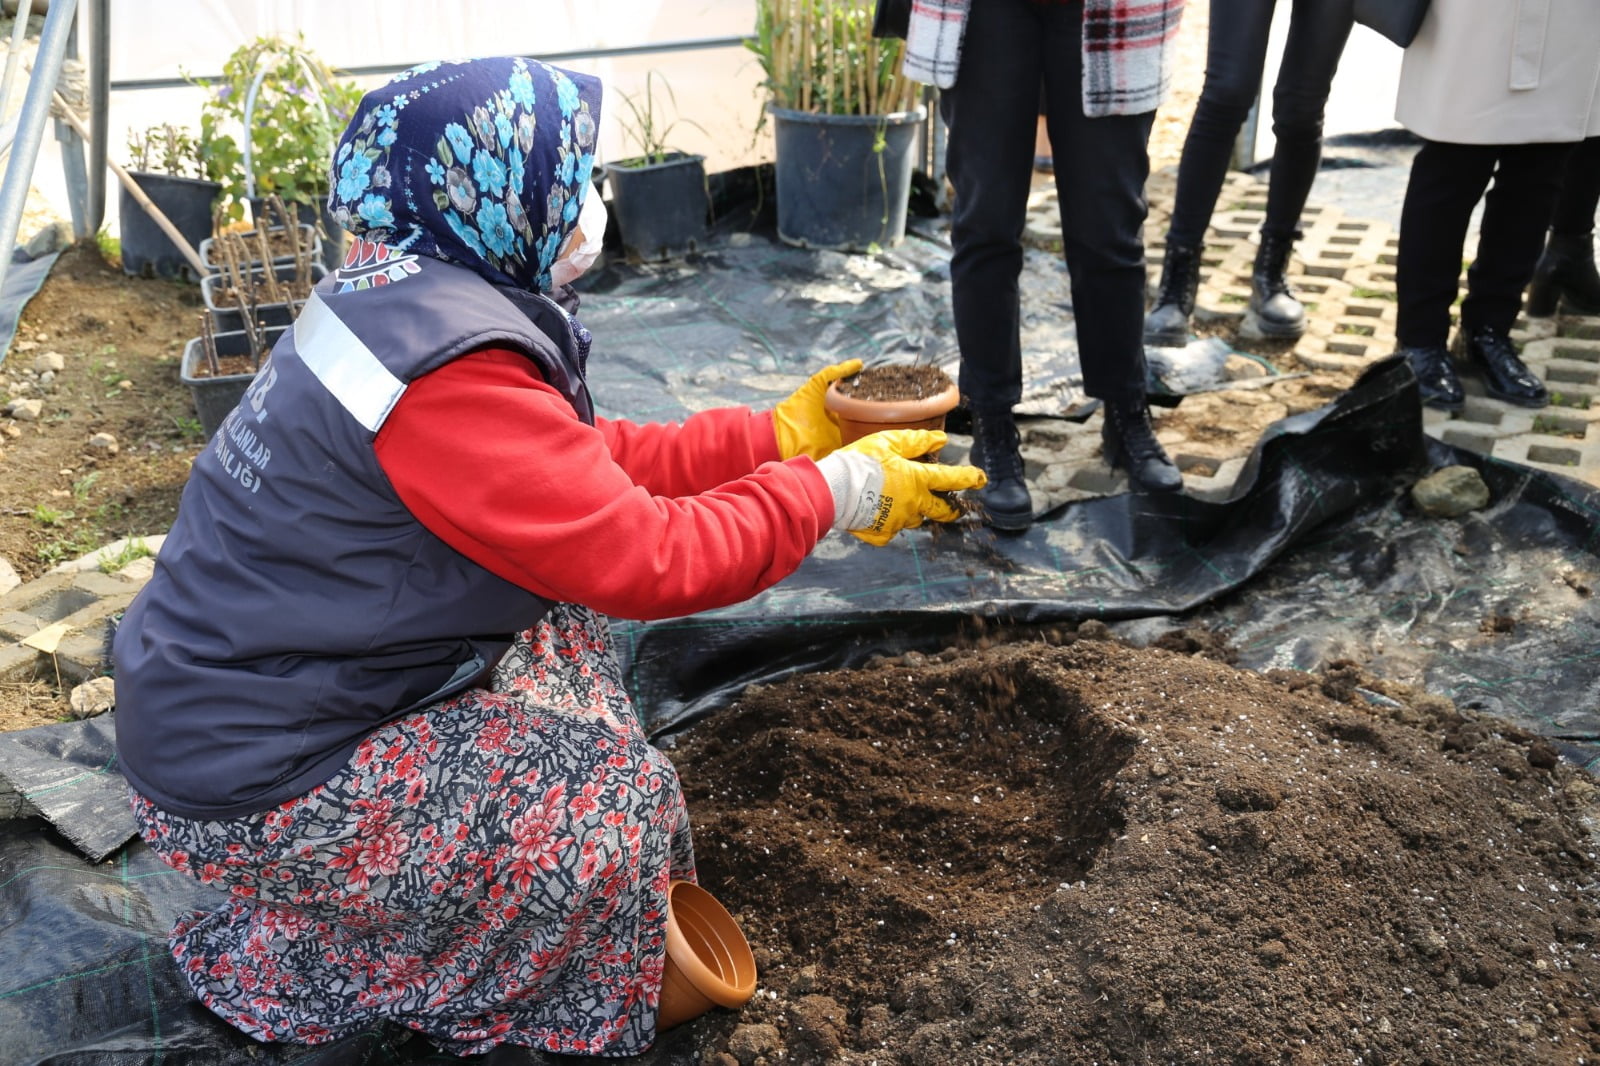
[292, 291, 407, 433]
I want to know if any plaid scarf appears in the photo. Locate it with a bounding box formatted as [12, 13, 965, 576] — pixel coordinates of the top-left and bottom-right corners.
[902, 0, 970, 89]
[902, 0, 1186, 117]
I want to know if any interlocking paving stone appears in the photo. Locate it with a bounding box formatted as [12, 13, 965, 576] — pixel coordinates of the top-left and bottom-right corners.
[1019, 169, 1600, 519]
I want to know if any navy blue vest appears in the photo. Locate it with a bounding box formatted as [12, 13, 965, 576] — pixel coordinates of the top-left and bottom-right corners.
[114, 248, 594, 819]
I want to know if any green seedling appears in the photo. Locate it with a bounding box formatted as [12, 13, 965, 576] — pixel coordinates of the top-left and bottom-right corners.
[97, 538, 153, 574]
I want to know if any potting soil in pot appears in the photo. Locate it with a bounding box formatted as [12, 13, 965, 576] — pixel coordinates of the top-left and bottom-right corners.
[835, 364, 954, 402]
[661, 628, 1600, 1066]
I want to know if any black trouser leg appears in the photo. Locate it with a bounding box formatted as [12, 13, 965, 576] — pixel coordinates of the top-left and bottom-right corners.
[1461, 142, 1574, 335]
[1260, 0, 1354, 239]
[1549, 136, 1600, 236]
[940, 0, 1042, 411]
[1166, 0, 1275, 248]
[1165, 0, 1352, 247]
[1396, 141, 1497, 349]
[1046, 38, 1155, 403]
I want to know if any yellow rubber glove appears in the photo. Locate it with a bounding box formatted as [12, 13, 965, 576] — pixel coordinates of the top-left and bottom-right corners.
[815, 429, 988, 547]
[772, 358, 865, 460]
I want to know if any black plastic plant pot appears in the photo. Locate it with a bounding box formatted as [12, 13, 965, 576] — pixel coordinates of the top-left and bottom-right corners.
[604, 152, 709, 262]
[180, 326, 286, 441]
[199, 224, 321, 273]
[202, 263, 327, 333]
[119, 172, 221, 281]
[770, 107, 925, 253]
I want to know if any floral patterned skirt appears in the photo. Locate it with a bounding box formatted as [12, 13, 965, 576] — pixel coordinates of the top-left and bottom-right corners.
[129, 604, 696, 1057]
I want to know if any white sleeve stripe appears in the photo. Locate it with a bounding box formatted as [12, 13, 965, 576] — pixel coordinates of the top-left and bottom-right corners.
[293, 292, 407, 433]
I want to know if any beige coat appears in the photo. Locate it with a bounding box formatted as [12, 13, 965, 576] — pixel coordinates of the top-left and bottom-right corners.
[1396, 0, 1600, 144]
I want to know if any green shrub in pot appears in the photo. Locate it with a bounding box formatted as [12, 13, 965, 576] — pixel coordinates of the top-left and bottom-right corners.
[196, 34, 362, 235]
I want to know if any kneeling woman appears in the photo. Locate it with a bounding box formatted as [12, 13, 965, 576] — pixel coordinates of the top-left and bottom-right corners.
[113, 56, 982, 1057]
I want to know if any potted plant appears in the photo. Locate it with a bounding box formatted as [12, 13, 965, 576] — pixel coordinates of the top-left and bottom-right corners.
[199, 194, 322, 274]
[603, 72, 710, 262]
[201, 221, 325, 333]
[824, 363, 960, 445]
[180, 312, 282, 441]
[197, 35, 362, 271]
[749, 0, 925, 252]
[120, 123, 222, 280]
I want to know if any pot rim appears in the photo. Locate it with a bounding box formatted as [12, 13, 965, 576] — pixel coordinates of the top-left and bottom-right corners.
[124, 171, 224, 192]
[201, 262, 327, 310]
[767, 104, 927, 126]
[663, 881, 757, 1008]
[180, 327, 287, 384]
[824, 377, 960, 424]
[603, 151, 707, 173]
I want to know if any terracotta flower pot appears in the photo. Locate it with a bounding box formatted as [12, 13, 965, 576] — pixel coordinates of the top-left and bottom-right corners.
[656, 880, 758, 1032]
[823, 364, 961, 447]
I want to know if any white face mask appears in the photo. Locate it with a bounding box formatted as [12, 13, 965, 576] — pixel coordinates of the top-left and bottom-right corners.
[550, 186, 607, 288]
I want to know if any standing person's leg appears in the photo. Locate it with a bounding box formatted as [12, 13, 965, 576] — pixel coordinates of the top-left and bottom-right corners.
[1047, 5, 1180, 493]
[1145, 0, 1277, 346]
[1394, 139, 1497, 410]
[1527, 136, 1600, 316]
[1455, 141, 1574, 407]
[940, 0, 1043, 529]
[1547, 136, 1600, 235]
[1248, 0, 1356, 338]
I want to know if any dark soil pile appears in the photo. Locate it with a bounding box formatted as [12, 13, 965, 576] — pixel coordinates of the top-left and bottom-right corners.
[648, 629, 1600, 1066]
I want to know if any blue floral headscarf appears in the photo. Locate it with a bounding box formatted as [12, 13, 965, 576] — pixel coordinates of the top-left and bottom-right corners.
[327, 56, 600, 294]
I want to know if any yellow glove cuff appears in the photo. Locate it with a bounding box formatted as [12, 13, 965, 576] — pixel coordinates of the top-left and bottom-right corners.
[819, 429, 987, 546]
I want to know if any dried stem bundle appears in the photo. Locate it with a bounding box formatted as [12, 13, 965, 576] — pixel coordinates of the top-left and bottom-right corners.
[752, 0, 918, 116]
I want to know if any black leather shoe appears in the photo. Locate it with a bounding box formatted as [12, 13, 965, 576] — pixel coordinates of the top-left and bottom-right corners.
[969, 406, 1033, 530]
[1144, 242, 1203, 348]
[1454, 326, 1548, 408]
[1399, 344, 1464, 412]
[1248, 231, 1306, 339]
[1101, 399, 1183, 493]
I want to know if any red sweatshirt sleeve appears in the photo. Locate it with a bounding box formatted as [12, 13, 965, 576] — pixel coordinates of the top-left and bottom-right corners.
[373, 348, 836, 621]
[599, 408, 783, 497]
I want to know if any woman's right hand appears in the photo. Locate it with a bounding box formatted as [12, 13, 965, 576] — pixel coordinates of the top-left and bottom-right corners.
[814, 430, 986, 546]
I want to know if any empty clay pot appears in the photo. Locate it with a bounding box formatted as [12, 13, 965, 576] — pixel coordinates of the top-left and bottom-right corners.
[656, 880, 758, 1032]
[823, 367, 961, 447]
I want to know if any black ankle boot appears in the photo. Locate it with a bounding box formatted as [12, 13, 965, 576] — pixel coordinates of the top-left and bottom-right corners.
[1101, 398, 1183, 493]
[969, 406, 1033, 530]
[1454, 325, 1548, 408]
[1143, 242, 1203, 348]
[1526, 230, 1600, 317]
[1249, 231, 1306, 339]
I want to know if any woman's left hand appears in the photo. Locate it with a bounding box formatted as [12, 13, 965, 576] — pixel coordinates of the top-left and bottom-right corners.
[772, 358, 864, 460]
